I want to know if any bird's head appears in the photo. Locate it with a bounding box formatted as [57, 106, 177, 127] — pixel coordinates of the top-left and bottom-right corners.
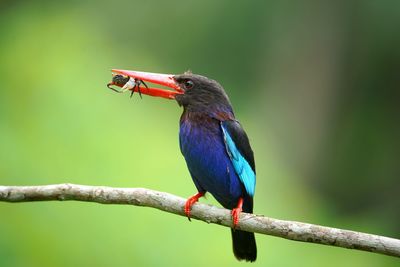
[108, 69, 234, 116]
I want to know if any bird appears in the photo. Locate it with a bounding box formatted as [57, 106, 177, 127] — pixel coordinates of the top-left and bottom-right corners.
[108, 69, 257, 262]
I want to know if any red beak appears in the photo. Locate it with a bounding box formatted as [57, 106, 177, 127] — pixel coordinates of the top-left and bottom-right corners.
[108, 69, 184, 99]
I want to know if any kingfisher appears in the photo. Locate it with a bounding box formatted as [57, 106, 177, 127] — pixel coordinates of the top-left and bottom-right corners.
[108, 69, 257, 262]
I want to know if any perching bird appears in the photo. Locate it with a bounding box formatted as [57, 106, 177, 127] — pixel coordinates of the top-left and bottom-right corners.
[108, 70, 257, 262]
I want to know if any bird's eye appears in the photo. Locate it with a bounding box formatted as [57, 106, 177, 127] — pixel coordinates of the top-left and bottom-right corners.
[184, 80, 194, 90]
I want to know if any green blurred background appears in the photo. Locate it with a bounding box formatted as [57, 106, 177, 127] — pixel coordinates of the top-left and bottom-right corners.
[0, 0, 399, 266]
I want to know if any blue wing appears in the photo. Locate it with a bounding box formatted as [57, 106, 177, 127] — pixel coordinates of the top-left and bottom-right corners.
[221, 120, 256, 197]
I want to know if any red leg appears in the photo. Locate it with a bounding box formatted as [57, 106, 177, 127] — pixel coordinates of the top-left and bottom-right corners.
[231, 197, 244, 229]
[184, 192, 205, 220]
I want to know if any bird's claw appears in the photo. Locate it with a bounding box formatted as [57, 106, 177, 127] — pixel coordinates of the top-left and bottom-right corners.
[184, 192, 205, 220]
[184, 199, 195, 221]
[231, 197, 244, 229]
[231, 206, 242, 229]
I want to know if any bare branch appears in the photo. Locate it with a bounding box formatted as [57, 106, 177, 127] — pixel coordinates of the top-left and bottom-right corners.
[0, 183, 399, 258]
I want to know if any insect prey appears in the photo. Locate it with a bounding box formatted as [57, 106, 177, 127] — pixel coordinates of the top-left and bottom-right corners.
[107, 74, 148, 98]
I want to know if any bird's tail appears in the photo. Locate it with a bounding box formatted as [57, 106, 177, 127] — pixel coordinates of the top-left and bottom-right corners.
[231, 229, 257, 262]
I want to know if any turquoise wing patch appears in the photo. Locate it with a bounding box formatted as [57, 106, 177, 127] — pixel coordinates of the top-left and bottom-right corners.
[221, 123, 256, 196]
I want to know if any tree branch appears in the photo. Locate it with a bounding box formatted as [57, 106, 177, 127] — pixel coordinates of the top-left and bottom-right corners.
[0, 183, 399, 258]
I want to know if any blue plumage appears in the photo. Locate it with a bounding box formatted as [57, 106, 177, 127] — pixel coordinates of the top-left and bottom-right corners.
[179, 113, 245, 209]
[221, 122, 256, 197]
[173, 73, 257, 262]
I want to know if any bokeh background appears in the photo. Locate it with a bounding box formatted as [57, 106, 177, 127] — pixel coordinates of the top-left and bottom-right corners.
[0, 1, 399, 266]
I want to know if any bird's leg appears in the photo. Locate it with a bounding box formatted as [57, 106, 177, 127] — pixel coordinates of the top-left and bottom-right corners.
[184, 192, 205, 221]
[231, 197, 244, 229]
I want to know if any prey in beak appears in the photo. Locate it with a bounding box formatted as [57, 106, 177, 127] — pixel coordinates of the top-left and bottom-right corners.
[107, 75, 149, 98]
[107, 69, 184, 99]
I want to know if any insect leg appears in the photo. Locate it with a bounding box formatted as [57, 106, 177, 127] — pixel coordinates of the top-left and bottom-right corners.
[141, 80, 149, 89]
[130, 83, 136, 98]
[137, 79, 143, 99]
[107, 83, 123, 93]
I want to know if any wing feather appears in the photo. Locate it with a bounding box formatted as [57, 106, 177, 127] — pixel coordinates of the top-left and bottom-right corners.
[221, 120, 256, 196]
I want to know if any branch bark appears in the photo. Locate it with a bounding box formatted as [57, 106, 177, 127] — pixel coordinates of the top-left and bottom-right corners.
[0, 183, 399, 258]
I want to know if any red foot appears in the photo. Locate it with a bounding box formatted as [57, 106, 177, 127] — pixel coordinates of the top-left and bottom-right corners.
[231, 197, 244, 229]
[184, 192, 205, 220]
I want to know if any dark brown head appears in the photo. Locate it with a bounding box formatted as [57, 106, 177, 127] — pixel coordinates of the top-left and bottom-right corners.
[173, 72, 233, 114]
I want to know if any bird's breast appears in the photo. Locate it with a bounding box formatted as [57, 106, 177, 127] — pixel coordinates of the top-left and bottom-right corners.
[179, 113, 243, 208]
